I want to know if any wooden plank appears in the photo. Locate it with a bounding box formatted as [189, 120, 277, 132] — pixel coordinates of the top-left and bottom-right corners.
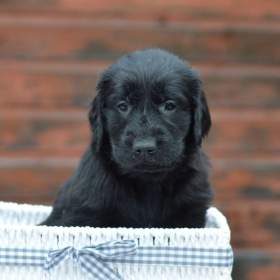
[0, 19, 279, 64]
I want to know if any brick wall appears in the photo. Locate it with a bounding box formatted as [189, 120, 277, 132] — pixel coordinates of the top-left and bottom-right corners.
[0, 1, 279, 278]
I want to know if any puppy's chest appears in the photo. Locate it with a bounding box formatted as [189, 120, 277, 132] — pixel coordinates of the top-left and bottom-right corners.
[131, 189, 168, 227]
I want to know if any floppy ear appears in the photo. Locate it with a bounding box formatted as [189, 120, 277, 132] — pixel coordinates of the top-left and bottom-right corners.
[192, 89, 211, 146]
[89, 94, 104, 153]
[89, 73, 112, 153]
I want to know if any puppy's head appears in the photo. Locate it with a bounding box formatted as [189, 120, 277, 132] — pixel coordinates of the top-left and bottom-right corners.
[89, 49, 211, 174]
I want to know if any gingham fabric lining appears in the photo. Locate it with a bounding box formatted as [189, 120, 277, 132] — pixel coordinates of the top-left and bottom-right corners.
[0, 239, 233, 280]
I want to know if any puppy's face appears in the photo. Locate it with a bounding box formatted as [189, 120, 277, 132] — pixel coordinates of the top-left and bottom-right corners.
[90, 49, 211, 175]
[105, 78, 191, 174]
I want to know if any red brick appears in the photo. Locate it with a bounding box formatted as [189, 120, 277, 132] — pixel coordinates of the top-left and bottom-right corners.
[2, 109, 279, 157]
[233, 250, 280, 280]
[212, 160, 280, 202]
[0, 67, 98, 110]
[248, 265, 280, 280]
[206, 109, 280, 157]
[0, 19, 279, 64]
[0, 162, 74, 204]
[0, 1, 279, 22]
[219, 202, 280, 249]
[0, 110, 90, 152]
[0, 63, 280, 110]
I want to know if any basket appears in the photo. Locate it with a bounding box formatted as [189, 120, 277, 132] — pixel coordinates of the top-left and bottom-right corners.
[0, 201, 233, 280]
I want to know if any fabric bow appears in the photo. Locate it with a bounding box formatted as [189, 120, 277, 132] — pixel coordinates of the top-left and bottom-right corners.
[44, 239, 137, 280]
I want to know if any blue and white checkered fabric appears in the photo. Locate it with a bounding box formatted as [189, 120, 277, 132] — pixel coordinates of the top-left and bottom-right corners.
[0, 239, 233, 280]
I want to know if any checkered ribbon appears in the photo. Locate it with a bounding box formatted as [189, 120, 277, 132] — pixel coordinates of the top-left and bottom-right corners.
[44, 240, 137, 280]
[0, 240, 233, 279]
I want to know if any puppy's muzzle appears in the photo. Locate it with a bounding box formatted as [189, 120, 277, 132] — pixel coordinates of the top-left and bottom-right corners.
[132, 138, 157, 160]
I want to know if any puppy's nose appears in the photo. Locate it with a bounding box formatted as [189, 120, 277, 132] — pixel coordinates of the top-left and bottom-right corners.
[133, 138, 156, 158]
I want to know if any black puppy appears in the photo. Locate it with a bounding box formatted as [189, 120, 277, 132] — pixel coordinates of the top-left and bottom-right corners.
[41, 49, 213, 228]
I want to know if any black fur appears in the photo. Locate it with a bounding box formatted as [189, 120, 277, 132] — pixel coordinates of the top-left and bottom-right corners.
[41, 49, 213, 228]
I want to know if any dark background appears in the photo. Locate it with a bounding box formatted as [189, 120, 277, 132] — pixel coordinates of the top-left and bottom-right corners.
[0, 1, 279, 279]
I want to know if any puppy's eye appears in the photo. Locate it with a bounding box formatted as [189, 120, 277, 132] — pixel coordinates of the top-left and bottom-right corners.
[160, 100, 177, 113]
[165, 101, 176, 111]
[117, 101, 129, 112]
